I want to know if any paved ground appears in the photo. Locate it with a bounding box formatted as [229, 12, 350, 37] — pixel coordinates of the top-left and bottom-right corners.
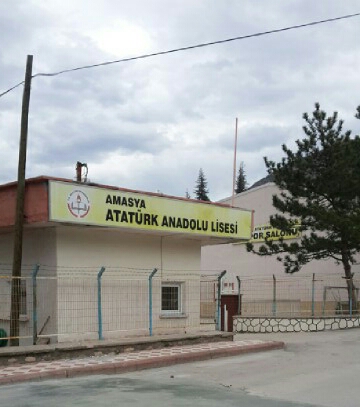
[232, 329, 360, 406]
[0, 339, 283, 385]
[2, 329, 359, 406]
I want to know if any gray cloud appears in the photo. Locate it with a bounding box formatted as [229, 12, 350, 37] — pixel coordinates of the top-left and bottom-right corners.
[1, 0, 360, 201]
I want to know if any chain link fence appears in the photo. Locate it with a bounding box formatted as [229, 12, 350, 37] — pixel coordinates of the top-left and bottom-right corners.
[0, 264, 222, 346]
[237, 271, 360, 318]
[4, 262, 356, 345]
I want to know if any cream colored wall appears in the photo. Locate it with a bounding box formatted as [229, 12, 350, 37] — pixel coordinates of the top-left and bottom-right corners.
[202, 237, 343, 280]
[55, 226, 201, 270]
[55, 226, 158, 269]
[203, 183, 287, 279]
[0, 233, 14, 340]
[0, 228, 57, 344]
[228, 183, 278, 225]
[202, 183, 355, 283]
[54, 226, 202, 340]
[0, 227, 57, 268]
[0, 233, 12, 264]
[153, 237, 201, 335]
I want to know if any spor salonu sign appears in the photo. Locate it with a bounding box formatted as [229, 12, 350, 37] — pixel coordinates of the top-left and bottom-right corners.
[49, 181, 252, 240]
[250, 223, 301, 242]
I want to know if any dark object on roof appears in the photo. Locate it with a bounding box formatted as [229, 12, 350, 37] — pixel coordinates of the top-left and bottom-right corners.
[248, 174, 274, 190]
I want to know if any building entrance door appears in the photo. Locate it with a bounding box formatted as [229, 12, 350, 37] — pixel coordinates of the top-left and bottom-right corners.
[221, 295, 240, 332]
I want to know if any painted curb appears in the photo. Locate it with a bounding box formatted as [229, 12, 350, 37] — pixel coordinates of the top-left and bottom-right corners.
[0, 341, 284, 385]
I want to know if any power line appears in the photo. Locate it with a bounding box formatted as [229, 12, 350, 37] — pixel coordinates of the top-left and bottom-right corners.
[31, 12, 360, 78]
[0, 81, 25, 98]
[1, 12, 360, 98]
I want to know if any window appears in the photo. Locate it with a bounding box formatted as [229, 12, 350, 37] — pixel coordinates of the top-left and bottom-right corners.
[161, 283, 182, 314]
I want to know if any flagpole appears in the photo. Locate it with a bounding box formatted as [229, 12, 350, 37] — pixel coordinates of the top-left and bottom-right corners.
[231, 117, 238, 206]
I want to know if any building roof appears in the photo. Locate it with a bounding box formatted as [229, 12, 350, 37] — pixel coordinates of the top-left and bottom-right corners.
[0, 176, 253, 244]
[0, 175, 237, 209]
[248, 174, 274, 190]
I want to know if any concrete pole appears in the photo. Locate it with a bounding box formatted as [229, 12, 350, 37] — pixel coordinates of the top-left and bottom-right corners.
[10, 55, 33, 346]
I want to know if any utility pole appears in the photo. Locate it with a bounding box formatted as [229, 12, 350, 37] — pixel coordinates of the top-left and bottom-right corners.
[10, 55, 33, 346]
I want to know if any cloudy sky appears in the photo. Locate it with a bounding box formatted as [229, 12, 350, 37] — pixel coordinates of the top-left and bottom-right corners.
[1, 1, 360, 201]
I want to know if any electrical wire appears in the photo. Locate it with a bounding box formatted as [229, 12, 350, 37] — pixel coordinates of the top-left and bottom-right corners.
[1, 12, 360, 98]
[0, 81, 25, 98]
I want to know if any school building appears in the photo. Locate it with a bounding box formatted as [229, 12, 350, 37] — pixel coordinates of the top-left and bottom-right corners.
[0, 176, 252, 344]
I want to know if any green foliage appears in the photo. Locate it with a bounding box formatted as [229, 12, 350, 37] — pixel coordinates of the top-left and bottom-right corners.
[247, 103, 360, 286]
[235, 162, 247, 194]
[356, 105, 360, 120]
[194, 168, 210, 201]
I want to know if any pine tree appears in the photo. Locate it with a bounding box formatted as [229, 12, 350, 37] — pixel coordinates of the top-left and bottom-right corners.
[194, 168, 210, 201]
[235, 162, 247, 194]
[247, 103, 360, 308]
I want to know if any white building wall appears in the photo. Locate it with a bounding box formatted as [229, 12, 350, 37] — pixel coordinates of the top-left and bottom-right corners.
[54, 226, 202, 340]
[0, 228, 57, 345]
[54, 225, 201, 271]
[201, 183, 358, 316]
[0, 227, 57, 266]
[0, 223, 206, 343]
[202, 183, 346, 279]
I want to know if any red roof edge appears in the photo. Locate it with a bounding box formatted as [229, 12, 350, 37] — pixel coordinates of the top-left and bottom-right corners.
[0, 175, 251, 211]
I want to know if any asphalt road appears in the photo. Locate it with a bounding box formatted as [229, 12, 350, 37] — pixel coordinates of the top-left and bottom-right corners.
[2, 329, 360, 406]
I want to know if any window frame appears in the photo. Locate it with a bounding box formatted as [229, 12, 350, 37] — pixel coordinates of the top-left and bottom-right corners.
[161, 282, 183, 315]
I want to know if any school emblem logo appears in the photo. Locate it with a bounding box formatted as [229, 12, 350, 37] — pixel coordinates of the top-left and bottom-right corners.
[67, 190, 90, 218]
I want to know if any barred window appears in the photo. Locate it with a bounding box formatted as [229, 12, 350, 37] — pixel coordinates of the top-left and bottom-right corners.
[161, 284, 181, 313]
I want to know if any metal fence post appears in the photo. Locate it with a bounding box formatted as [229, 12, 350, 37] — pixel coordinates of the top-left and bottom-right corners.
[349, 278, 353, 317]
[236, 276, 241, 315]
[148, 268, 158, 336]
[32, 264, 40, 345]
[272, 275, 277, 316]
[97, 267, 106, 340]
[311, 273, 315, 317]
[217, 270, 227, 331]
[322, 286, 327, 316]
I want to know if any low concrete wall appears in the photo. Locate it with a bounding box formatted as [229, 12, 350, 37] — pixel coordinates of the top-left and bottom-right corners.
[234, 316, 360, 333]
[0, 332, 233, 366]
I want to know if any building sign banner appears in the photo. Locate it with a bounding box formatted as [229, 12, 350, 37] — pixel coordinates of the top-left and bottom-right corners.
[250, 223, 301, 242]
[49, 181, 252, 240]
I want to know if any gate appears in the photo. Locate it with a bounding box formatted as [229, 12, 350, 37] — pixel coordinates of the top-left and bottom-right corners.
[200, 275, 218, 329]
[221, 294, 241, 332]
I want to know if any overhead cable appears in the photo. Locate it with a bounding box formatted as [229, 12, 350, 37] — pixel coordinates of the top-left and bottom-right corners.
[1, 12, 359, 98]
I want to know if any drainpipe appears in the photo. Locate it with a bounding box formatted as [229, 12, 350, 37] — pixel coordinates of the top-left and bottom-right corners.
[97, 267, 106, 340]
[32, 264, 40, 345]
[148, 268, 158, 336]
[236, 276, 241, 315]
[217, 270, 227, 331]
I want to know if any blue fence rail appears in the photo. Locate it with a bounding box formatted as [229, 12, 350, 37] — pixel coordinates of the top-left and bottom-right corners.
[0, 265, 221, 346]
